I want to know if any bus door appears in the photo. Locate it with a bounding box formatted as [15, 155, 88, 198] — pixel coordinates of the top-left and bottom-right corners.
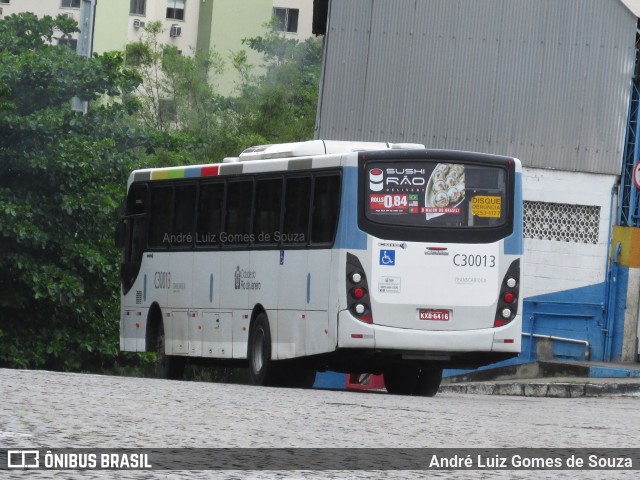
[277, 175, 311, 359]
[305, 173, 342, 355]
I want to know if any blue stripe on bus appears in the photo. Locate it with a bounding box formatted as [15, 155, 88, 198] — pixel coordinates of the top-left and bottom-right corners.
[209, 274, 214, 303]
[334, 167, 367, 250]
[306, 273, 311, 304]
[184, 166, 201, 178]
[504, 171, 523, 255]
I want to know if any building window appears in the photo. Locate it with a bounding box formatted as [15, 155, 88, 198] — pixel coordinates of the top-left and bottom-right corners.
[61, 0, 81, 8]
[0, 1, 10, 5]
[273, 7, 299, 33]
[58, 37, 78, 51]
[130, 0, 145, 15]
[166, 0, 185, 20]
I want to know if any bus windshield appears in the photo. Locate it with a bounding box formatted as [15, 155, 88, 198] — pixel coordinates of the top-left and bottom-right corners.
[359, 155, 515, 244]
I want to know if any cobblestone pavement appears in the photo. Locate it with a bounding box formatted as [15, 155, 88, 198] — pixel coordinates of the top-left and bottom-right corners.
[1, 369, 639, 479]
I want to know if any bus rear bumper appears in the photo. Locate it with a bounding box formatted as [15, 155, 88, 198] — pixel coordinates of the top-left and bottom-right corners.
[337, 310, 521, 353]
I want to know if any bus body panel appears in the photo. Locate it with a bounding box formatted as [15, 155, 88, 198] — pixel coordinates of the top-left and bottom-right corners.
[121, 306, 147, 352]
[168, 251, 193, 310]
[201, 311, 233, 358]
[369, 239, 503, 331]
[231, 309, 251, 359]
[337, 309, 522, 353]
[192, 251, 222, 310]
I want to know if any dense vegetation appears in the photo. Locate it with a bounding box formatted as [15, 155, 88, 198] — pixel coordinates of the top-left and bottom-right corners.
[0, 13, 322, 371]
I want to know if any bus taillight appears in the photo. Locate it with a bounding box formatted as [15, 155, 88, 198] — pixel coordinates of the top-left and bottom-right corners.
[494, 259, 520, 328]
[347, 253, 373, 324]
[352, 287, 366, 299]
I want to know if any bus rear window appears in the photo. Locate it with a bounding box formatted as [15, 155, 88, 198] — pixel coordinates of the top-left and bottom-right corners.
[365, 161, 508, 228]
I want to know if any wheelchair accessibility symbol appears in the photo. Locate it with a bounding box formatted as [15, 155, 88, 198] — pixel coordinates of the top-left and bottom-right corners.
[379, 250, 396, 266]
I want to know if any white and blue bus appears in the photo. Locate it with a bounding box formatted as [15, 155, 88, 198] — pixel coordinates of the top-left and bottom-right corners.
[117, 140, 523, 396]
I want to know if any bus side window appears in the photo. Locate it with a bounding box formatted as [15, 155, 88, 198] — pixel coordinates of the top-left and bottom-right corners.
[173, 185, 196, 246]
[311, 174, 341, 245]
[283, 176, 311, 245]
[196, 182, 224, 246]
[254, 178, 282, 245]
[148, 186, 173, 247]
[225, 180, 254, 244]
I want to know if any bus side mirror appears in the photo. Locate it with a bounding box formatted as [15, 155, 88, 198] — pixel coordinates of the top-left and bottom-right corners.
[114, 220, 127, 249]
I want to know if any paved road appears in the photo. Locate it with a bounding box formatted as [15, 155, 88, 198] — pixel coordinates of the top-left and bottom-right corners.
[1, 369, 639, 479]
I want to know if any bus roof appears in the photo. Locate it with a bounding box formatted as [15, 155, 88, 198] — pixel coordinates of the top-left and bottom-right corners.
[127, 140, 426, 188]
[231, 140, 426, 161]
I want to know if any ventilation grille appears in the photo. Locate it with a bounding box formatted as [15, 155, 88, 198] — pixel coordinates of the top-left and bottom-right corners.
[136, 291, 143, 305]
[523, 201, 600, 244]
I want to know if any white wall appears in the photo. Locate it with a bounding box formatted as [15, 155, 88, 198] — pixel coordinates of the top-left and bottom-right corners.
[522, 167, 616, 298]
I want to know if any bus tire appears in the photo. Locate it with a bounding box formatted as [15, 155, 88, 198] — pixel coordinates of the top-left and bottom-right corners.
[248, 313, 279, 386]
[383, 365, 418, 395]
[413, 367, 443, 397]
[155, 322, 185, 380]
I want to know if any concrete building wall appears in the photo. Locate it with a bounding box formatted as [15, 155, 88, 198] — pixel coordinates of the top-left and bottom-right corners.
[1, 0, 316, 95]
[206, 0, 271, 94]
[0, 0, 126, 53]
[94, 0, 128, 53]
[0, 0, 81, 44]
[522, 168, 615, 298]
[127, 0, 201, 55]
[0, 0, 64, 18]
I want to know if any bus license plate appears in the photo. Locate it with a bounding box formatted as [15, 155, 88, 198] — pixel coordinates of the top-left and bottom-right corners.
[419, 309, 451, 321]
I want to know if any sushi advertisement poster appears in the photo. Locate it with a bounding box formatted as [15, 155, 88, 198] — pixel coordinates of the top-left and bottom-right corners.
[368, 163, 485, 223]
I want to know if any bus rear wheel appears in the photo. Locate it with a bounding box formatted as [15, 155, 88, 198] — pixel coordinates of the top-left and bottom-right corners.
[155, 323, 185, 380]
[384, 365, 442, 397]
[414, 367, 443, 397]
[248, 313, 280, 386]
[384, 366, 418, 395]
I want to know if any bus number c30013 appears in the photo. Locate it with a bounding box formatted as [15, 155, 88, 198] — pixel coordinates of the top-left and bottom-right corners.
[453, 254, 496, 268]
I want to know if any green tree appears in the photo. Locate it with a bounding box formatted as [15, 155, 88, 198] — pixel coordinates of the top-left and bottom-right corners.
[126, 23, 323, 166]
[234, 29, 324, 143]
[0, 13, 145, 370]
[125, 21, 234, 164]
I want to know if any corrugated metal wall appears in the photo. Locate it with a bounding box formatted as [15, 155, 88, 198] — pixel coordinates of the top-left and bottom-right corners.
[317, 0, 637, 174]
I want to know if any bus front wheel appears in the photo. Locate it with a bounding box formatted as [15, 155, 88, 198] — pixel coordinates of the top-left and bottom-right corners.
[414, 367, 443, 397]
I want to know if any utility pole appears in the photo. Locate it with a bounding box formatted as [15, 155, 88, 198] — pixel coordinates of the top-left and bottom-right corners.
[72, 0, 97, 113]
